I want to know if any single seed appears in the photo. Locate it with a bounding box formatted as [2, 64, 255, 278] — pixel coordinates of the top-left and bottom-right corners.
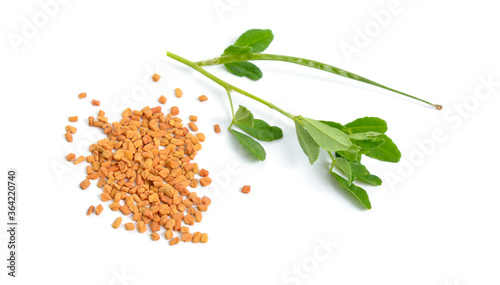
[199, 169, 209, 177]
[74, 156, 85, 165]
[66, 153, 76, 162]
[198, 95, 208, 102]
[151, 232, 160, 241]
[188, 122, 198, 132]
[197, 205, 208, 212]
[110, 202, 120, 211]
[181, 233, 193, 242]
[101, 193, 112, 202]
[200, 233, 208, 243]
[159, 95, 167, 104]
[171, 106, 179, 115]
[201, 196, 211, 206]
[65, 132, 73, 142]
[152, 73, 161, 82]
[195, 211, 202, 223]
[169, 237, 180, 246]
[175, 88, 183, 98]
[95, 204, 103, 215]
[214, 124, 221, 133]
[199, 177, 212, 187]
[80, 179, 90, 190]
[92, 99, 100, 106]
[125, 223, 135, 231]
[86, 205, 95, 216]
[69, 116, 78, 122]
[66, 125, 77, 134]
[112, 217, 122, 229]
[241, 185, 251, 194]
[137, 221, 147, 233]
[165, 229, 173, 239]
[88, 116, 94, 126]
[192, 232, 201, 243]
[78, 92, 87, 99]
[120, 205, 131, 215]
[189, 115, 197, 122]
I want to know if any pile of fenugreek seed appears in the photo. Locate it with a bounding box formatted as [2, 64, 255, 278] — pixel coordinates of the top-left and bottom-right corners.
[66, 78, 214, 245]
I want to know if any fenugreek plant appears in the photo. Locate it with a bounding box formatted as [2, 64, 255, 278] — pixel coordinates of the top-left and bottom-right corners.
[166, 29, 441, 209]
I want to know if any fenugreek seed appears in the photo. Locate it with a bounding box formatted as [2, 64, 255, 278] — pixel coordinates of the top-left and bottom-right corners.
[74, 156, 85, 165]
[151, 232, 160, 241]
[159, 95, 167, 104]
[69, 116, 78, 122]
[78, 92, 87, 99]
[199, 177, 212, 187]
[133, 213, 142, 222]
[110, 202, 120, 211]
[125, 223, 135, 231]
[65, 132, 73, 142]
[87, 205, 95, 216]
[101, 193, 112, 202]
[88, 116, 94, 126]
[181, 233, 193, 242]
[201, 196, 211, 206]
[92, 99, 100, 106]
[169, 237, 180, 246]
[197, 205, 208, 212]
[174, 88, 183, 98]
[241, 185, 251, 194]
[152, 73, 161, 82]
[120, 205, 131, 215]
[214, 124, 221, 133]
[66, 153, 76, 162]
[180, 226, 189, 234]
[165, 229, 173, 239]
[192, 232, 201, 243]
[95, 204, 103, 215]
[188, 122, 198, 132]
[199, 169, 209, 177]
[184, 214, 195, 225]
[198, 95, 208, 102]
[200, 233, 208, 243]
[195, 211, 202, 223]
[137, 221, 147, 233]
[80, 179, 90, 190]
[171, 106, 179, 116]
[148, 193, 159, 203]
[112, 217, 122, 229]
[165, 219, 175, 230]
[189, 115, 197, 122]
[66, 125, 77, 134]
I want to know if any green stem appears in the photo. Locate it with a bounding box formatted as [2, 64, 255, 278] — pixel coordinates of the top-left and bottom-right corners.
[197, 53, 442, 110]
[328, 151, 335, 172]
[226, 88, 235, 129]
[167, 52, 296, 120]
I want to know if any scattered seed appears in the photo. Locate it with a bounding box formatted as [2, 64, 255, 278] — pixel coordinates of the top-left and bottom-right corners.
[66, 125, 77, 134]
[92, 99, 100, 106]
[188, 122, 198, 132]
[66, 153, 76, 162]
[125, 223, 135, 231]
[87, 205, 95, 216]
[241, 185, 251, 194]
[69, 116, 78, 122]
[198, 95, 208, 102]
[152, 73, 161, 82]
[189, 115, 197, 122]
[165, 229, 173, 239]
[95, 204, 103, 215]
[80, 179, 90, 190]
[171, 106, 179, 115]
[175, 88, 183, 98]
[159, 95, 167, 104]
[200, 233, 208, 243]
[169, 237, 180, 246]
[74, 156, 85, 165]
[192, 232, 201, 243]
[201, 196, 211, 206]
[151, 232, 160, 241]
[65, 132, 73, 142]
[199, 169, 209, 177]
[181, 233, 193, 242]
[199, 177, 212, 187]
[112, 217, 122, 229]
[214, 124, 221, 133]
[79, 92, 87, 99]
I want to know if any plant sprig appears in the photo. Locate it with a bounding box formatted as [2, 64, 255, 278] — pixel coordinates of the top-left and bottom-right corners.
[166, 29, 440, 209]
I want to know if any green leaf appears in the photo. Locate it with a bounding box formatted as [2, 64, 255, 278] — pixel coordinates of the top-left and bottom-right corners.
[347, 132, 381, 140]
[237, 119, 283, 141]
[344, 117, 388, 134]
[223, 45, 252, 56]
[301, 117, 352, 152]
[319, 120, 345, 132]
[337, 144, 360, 161]
[295, 120, 320, 165]
[234, 105, 254, 127]
[331, 172, 372, 209]
[233, 29, 274, 53]
[350, 137, 385, 153]
[230, 129, 266, 161]
[335, 157, 353, 185]
[349, 161, 382, 186]
[224, 62, 263, 81]
[365, 134, 401, 162]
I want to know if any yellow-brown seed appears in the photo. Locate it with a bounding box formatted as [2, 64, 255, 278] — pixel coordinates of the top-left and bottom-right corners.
[95, 204, 103, 215]
[165, 229, 173, 239]
[192, 232, 201, 243]
[92, 99, 100, 106]
[112, 217, 122, 229]
[137, 221, 147, 233]
[171, 106, 179, 116]
[65, 132, 73, 142]
[120, 205, 131, 215]
[180, 226, 189, 234]
[66, 125, 77, 134]
[181, 233, 193, 242]
[151, 232, 160, 241]
[152, 73, 161, 82]
[69, 116, 78, 122]
[214, 124, 221, 133]
[197, 205, 208, 212]
[189, 115, 197, 122]
[74, 156, 85, 165]
[125, 223, 135, 231]
[78, 92, 87, 99]
[159, 95, 167, 104]
[199, 177, 212, 187]
[86, 205, 95, 216]
[201, 196, 211, 206]
[66, 153, 76, 162]
[198, 95, 208, 102]
[110, 202, 120, 211]
[194, 211, 202, 223]
[80, 179, 90, 190]
[241, 185, 251, 194]
[174, 88, 183, 98]
[188, 122, 198, 132]
[200, 233, 208, 243]
[169, 237, 180, 246]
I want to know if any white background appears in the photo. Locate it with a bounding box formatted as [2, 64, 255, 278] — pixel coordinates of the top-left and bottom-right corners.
[1, 1, 499, 284]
